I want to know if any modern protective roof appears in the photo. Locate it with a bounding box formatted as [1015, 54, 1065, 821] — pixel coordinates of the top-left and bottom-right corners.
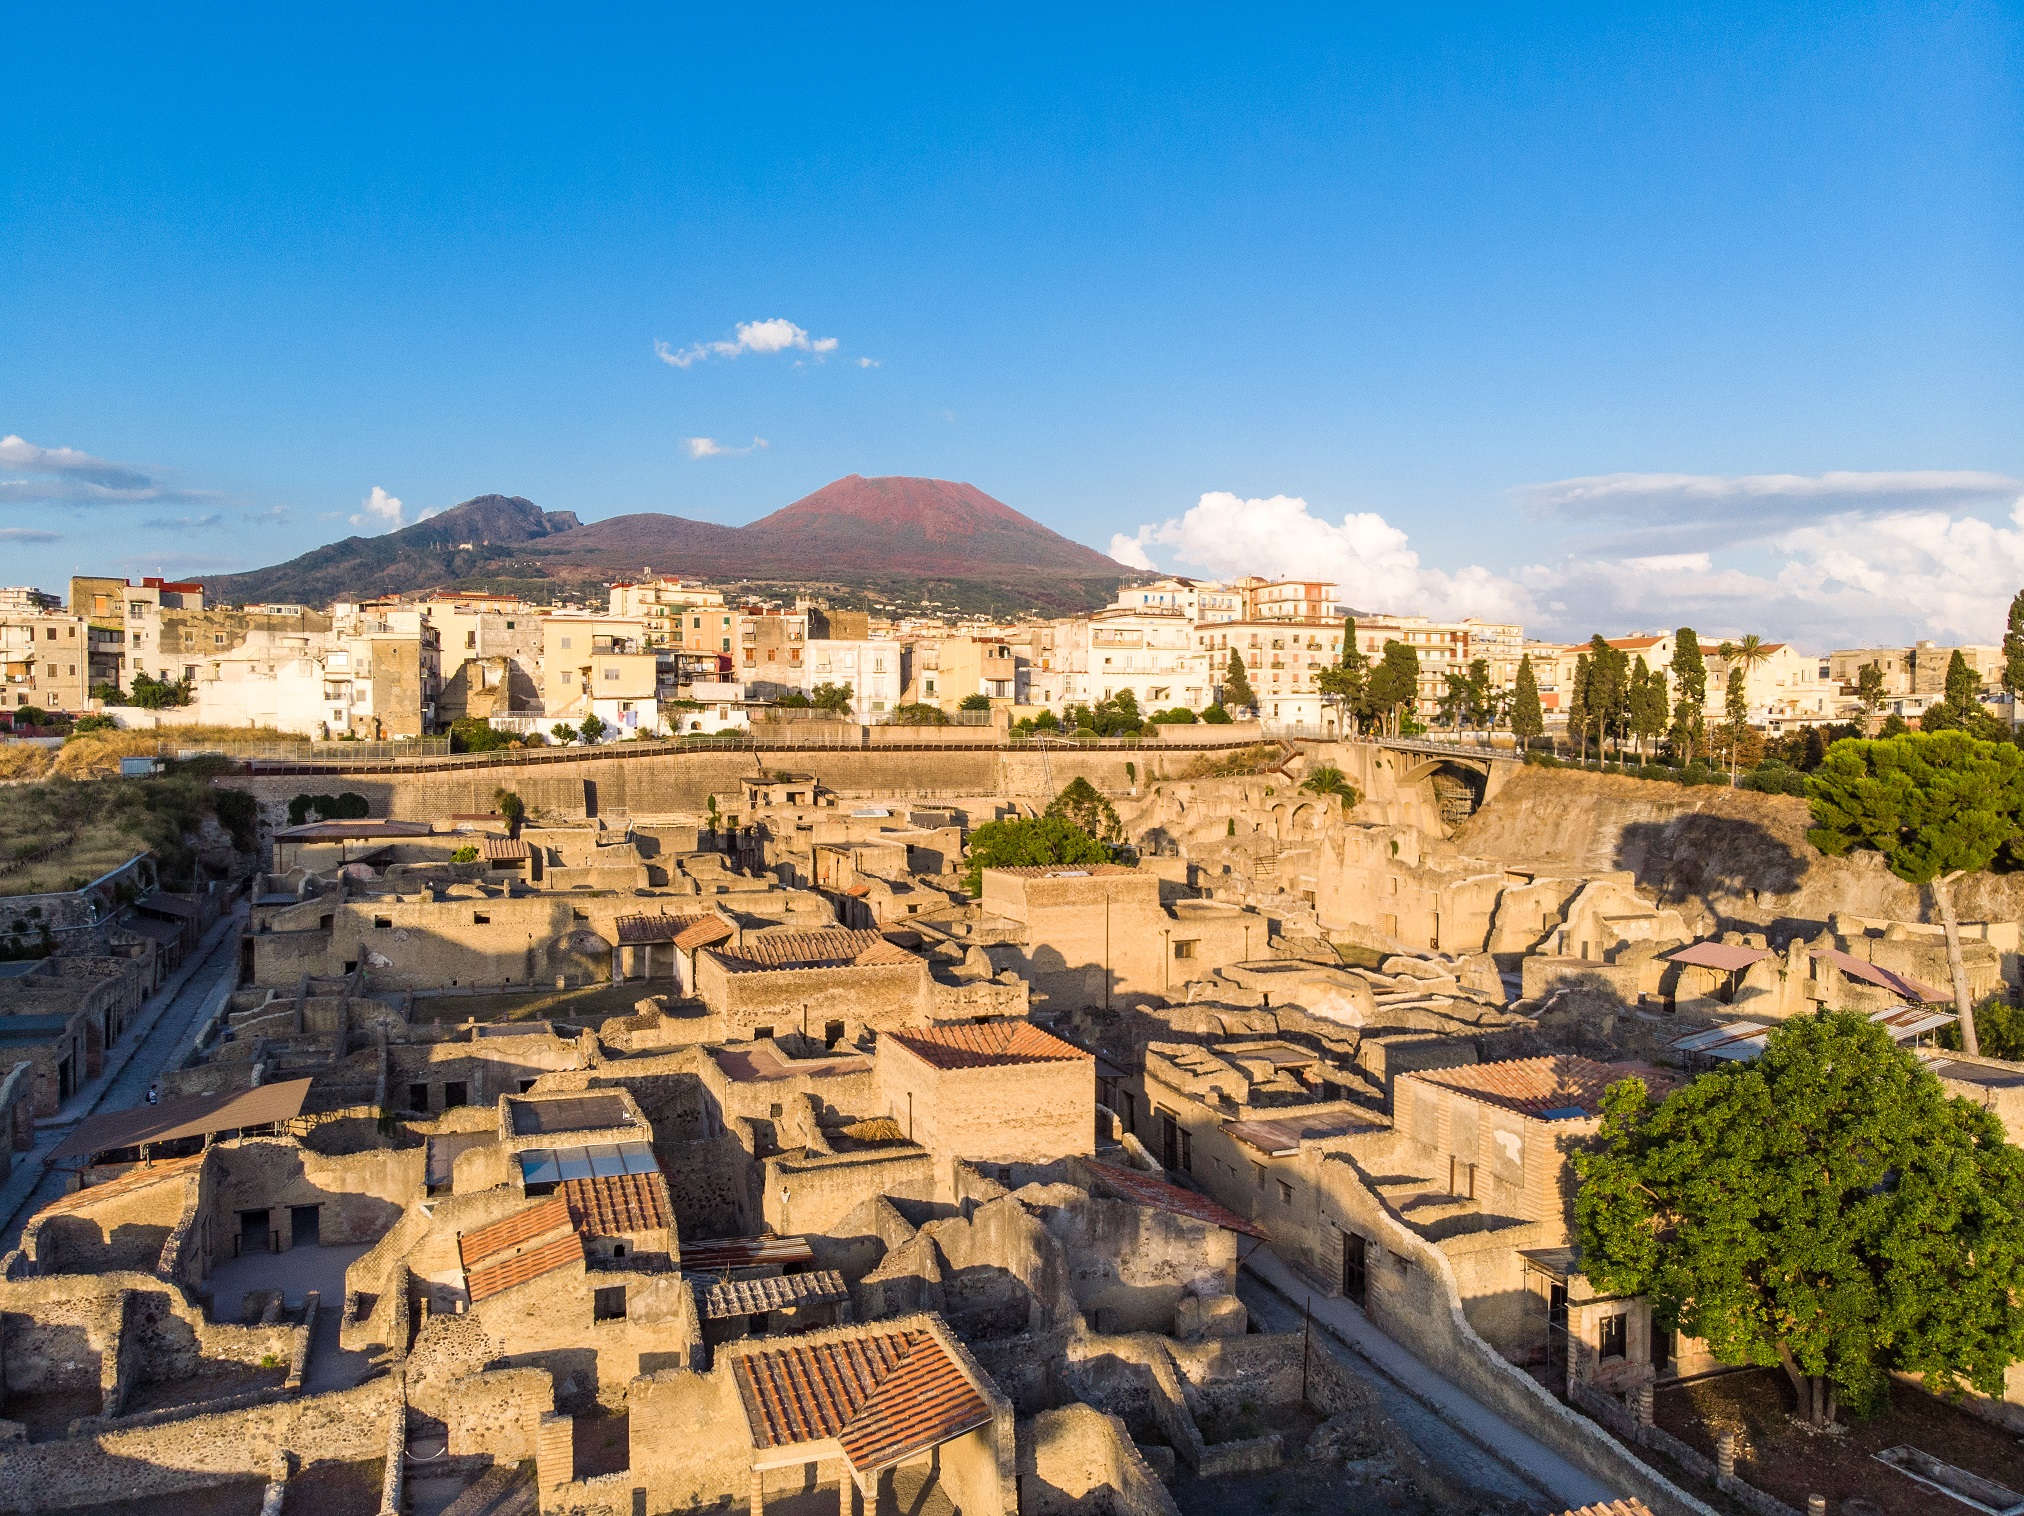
[560, 1171, 672, 1236]
[51, 1077, 315, 1162]
[614, 911, 712, 945]
[884, 1020, 1091, 1071]
[508, 1092, 633, 1135]
[516, 1141, 659, 1187]
[1811, 947, 1942, 1003]
[273, 820, 433, 841]
[1664, 941, 1774, 972]
[702, 1268, 849, 1319]
[1085, 1159, 1267, 1239]
[732, 1325, 994, 1473]
[1406, 1056, 1669, 1120]
[480, 836, 530, 862]
[674, 916, 736, 951]
[710, 929, 918, 973]
[466, 1230, 585, 1302]
[1223, 1114, 1373, 1157]
[984, 864, 1136, 878]
[680, 1233, 816, 1273]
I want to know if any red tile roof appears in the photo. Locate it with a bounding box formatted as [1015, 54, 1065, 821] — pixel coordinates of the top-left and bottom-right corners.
[1407, 1055, 1669, 1120]
[733, 1327, 994, 1473]
[480, 836, 530, 862]
[1559, 1503, 1655, 1516]
[674, 916, 735, 951]
[561, 1172, 672, 1237]
[458, 1195, 570, 1270]
[36, 1154, 205, 1216]
[1085, 1159, 1266, 1239]
[466, 1230, 585, 1302]
[885, 1020, 1091, 1071]
[615, 912, 712, 945]
[712, 929, 918, 973]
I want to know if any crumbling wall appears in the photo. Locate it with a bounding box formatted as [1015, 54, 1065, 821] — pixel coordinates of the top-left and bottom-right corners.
[628, 1363, 751, 1512]
[1016, 1403, 1179, 1516]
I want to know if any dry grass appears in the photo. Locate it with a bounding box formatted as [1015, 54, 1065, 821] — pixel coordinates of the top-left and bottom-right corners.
[0, 763, 257, 899]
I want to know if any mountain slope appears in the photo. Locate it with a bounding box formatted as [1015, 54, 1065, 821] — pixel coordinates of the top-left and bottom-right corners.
[202, 476, 1127, 610]
[201, 494, 581, 605]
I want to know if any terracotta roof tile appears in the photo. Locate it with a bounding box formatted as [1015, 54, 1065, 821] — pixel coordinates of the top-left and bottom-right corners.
[1085, 1159, 1266, 1239]
[702, 1268, 849, 1319]
[561, 1171, 673, 1237]
[458, 1196, 571, 1270]
[36, 1154, 205, 1216]
[680, 1233, 815, 1272]
[466, 1230, 585, 1302]
[732, 1327, 993, 1473]
[712, 929, 918, 974]
[885, 1020, 1091, 1071]
[674, 916, 734, 951]
[615, 911, 711, 945]
[1559, 1503, 1655, 1516]
[1408, 1055, 1670, 1120]
[480, 836, 530, 862]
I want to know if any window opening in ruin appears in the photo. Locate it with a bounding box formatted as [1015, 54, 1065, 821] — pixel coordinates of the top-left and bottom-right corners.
[1172, 939, 1197, 960]
[594, 1286, 627, 1321]
[1341, 1231, 1367, 1306]
[1653, 1326, 1674, 1377]
[374, 916, 392, 929]
[238, 1208, 271, 1256]
[473, 912, 489, 924]
[443, 1082, 468, 1109]
[753, 1026, 774, 1042]
[1449, 1158, 1476, 1200]
[518, 1079, 536, 1093]
[1179, 1131, 1193, 1174]
[824, 1020, 845, 1048]
[343, 960, 358, 975]
[409, 1083, 429, 1110]
[1160, 1113, 1179, 1171]
[1598, 1311, 1628, 1361]
[612, 1242, 626, 1258]
[1277, 1179, 1293, 1205]
[1253, 1163, 1266, 1189]
[769, 1103, 783, 1118]
[318, 914, 333, 931]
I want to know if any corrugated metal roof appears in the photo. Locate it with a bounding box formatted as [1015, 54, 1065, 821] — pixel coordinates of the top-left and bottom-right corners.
[1223, 1114, 1371, 1157]
[884, 1020, 1091, 1071]
[561, 1171, 672, 1237]
[680, 1234, 815, 1272]
[733, 1327, 993, 1473]
[466, 1230, 585, 1302]
[459, 1196, 571, 1270]
[1812, 947, 1943, 1003]
[1665, 941, 1774, 972]
[702, 1268, 849, 1319]
[50, 1078, 316, 1162]
[509, 1093, 632, 1135]
[1407, 1056, 1670, 1120]
[1085, 1159, 1267, 1239]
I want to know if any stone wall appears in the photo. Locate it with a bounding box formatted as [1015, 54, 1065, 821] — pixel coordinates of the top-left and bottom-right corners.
[1016, 1403, 1180, 1516]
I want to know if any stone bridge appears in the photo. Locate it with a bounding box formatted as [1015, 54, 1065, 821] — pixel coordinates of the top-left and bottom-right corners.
[1373, 736, 1520, 827]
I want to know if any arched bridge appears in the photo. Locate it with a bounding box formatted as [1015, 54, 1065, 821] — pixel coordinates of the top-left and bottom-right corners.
[1374, 736, 1520, 826]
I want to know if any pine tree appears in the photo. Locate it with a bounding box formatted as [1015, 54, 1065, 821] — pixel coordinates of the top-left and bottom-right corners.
[1222, 648, 1256, 713]
[1671, 628, 1707, 766]
[1510, 655, 1544, 747]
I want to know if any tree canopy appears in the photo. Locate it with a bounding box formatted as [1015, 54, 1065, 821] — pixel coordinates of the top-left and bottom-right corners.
[1045, 776, 1122, 843]
[962, 813, 1110, 894]
[1510, 655, 1543, 744]
[1221, 649, 1256, 713]
[808, 681, 854, 714]
[1670, 628, 1707, 765]
[1945, 650, 1980, 717]
[1574, 1012, 2024, 1423]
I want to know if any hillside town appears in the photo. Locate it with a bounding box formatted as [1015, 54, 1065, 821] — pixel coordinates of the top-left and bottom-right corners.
[1, 568, 2010, 747]
[0, 544, 2021, 1516]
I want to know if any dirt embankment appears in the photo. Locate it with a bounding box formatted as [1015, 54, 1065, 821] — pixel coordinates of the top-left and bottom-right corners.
[1452, 765, 2024, 932]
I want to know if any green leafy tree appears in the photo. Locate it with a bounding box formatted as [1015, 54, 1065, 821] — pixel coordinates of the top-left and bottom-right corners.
[578, 713, 608, 743]
[1807, 730, 2024, 1056]
[1575, 1013, 2024, 1425]
[450, 845, 480, 863]
[127, 671, 192, 710]
[773, 692, 812, 708]
[1721, 666, 1749, 778]
[1147, 706, 1197, 725]
[1630, 657, 1669, 762]
[1298, 764, 1359, 812]
[1437, 670, 1472, 735]
[1855, 662, 1886, 736]
[1944, 650, 1979, 717]
[809, 681, 854, 715]
[957, 692, 992, 712]
[550, 723, 578, 745]
[493, 788, 526, 840]
[1584, 634, 1630, 761]
[1939, 994, 2024, 1062]
[1221, 649, 1257, 713]
[89, 680, 124, 705]
[1200, 704, 1233, 725]
[1670, 628, 1707, 765]
[1368, 640, 1420, 737]
[1509, 655, 1544, 747]
[1315, 617, 1369, 733]
[2004, 589, 2024, 733]
[962, 814, 1110, 894]
[1045, 776, 1122, 843]
[1464, 658, 1495, 733]
[888, 703, 952, 726]
[1879, 712, 1911, 737]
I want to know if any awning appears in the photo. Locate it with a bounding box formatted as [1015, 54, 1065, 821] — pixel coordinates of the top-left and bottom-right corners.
[51, 1077, 314, 1161]
[1665, 941, 1773, 972]
[1812, 947, 1942, 1003]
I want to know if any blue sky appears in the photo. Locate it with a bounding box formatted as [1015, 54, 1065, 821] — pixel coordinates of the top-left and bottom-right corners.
[4, 3, 2019, 643]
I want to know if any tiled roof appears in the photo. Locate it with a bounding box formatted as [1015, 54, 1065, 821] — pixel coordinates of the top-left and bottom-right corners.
[711, 929, 918, 973]
[702, 1268, 849, 1319]
[459, 1195, 571, 1270]
[614, 911, 710, 945]
[885, 1020, 1091, 1071]
[674, 916, 734, 952]
[983, 864, 1135, 878]
[36, 1154, 205, 1216]
[561, 1171, 672, 1236]
[680, 1233, 816, 1273]
[466, 1230, 585, 1302]
[480, 836, 530, 862]
[1085, 1159, 1267, 1239]
[1408, 1055, 1669, 1119]
[1559, 1503, 1654, 1516]
[733, 1327, 994, 1473]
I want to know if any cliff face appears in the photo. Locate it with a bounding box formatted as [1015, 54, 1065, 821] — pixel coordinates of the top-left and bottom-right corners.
[1452, 764, 2024, 929]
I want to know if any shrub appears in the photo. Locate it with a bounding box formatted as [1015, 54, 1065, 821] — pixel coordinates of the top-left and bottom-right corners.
[450, 845, 480, 863]
[1201, 705, 1233, 725]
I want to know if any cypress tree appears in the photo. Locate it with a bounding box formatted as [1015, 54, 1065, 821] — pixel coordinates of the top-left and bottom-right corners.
[1510, 655, 1544, 747]
[1671, 628, 1707, 765]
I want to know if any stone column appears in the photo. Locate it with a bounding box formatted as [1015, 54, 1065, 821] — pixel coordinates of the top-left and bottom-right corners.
[1805, 1498, 1825, 1516]
[1632, 1381, 1654, 1427]
[1714, 1430, 1737, 1483]
[748, 1467, 765, 1516]
[535, 1411, 573, 1493]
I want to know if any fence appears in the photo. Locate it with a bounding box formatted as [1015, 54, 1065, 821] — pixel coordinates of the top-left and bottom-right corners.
[167, 738, 452, 763]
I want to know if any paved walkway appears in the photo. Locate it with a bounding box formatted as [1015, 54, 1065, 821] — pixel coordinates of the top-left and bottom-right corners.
[0, 903, 247, 1253]
[1241, 1246, 1615, 1512]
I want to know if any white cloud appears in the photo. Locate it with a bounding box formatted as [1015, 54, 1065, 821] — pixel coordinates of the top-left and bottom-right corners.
[0, 433, 212, 505]
[0, 527, 60, 543]
[857, 356, 880, 369]
[1115, 491, 1533, 624]
[684, 436, 769, 460]
[349, 486, 405, 531]
[655, 319, 842, 368]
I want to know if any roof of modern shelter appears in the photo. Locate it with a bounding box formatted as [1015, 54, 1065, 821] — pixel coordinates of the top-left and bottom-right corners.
[1665, 941, 1774, 972]
[884, 1020, 1091, 1071]
[614, 911, 712, 945]
[1085, 1159, 1267, 1239]
[480, 836, 530, 862]
[732, 1324, 995, 1473]
[273, 820, 434, 841]
[50, 1077, 315, 1161]
[1223, 1113, 1374, 1157]
[1407, 1056, 1670, 1120]
[1811, 947, 1942, 1003]
[681, 1233, 816, 1273]
[984, 863, 1137, 878]
[508, 1092, 633, 1135]
[710, 928, 918, 972]
[703, 1269, 849, 1319]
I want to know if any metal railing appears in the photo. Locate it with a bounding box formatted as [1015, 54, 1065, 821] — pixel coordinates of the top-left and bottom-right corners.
[166, 737, 452, 762]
